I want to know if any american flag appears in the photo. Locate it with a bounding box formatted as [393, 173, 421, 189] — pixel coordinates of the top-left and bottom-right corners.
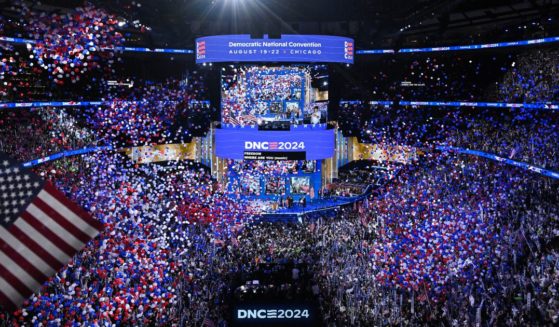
[226, 115, 240, 126]
[243, 114, 258, 124]
[0, 152, 103, 310]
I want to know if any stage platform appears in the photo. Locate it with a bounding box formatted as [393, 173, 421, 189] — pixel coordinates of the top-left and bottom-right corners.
[253, 195, 366, 223]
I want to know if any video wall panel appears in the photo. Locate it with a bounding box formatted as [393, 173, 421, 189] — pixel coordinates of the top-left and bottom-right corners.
[221, 65, 328, 126]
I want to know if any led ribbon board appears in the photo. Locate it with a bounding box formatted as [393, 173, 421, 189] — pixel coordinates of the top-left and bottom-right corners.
[196, 35, 354, 64]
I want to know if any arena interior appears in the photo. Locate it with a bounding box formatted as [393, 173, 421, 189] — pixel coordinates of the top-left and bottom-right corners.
[0, 0, 559, 326]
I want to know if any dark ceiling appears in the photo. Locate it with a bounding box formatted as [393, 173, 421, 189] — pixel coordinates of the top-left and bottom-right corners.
[6, 0, 559, 48]
[96, 0, 558, 47]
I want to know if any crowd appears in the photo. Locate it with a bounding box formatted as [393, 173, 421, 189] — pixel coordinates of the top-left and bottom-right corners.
[245, 67, 304, 102]
[337, 46, 559, 320]
[0, 107, 95, 162]
[2, 99, 554, 327]
[0, 152, 260, 326]
[316, 155, 558, 326]
[497, 49, 559, 103]
[447, 109, 559, 171]
[342, 46, 559, 103]
[341, 51, 514, 101]
[26, 3, 124, 85]
[351, 106, 559, 171]
[0, 45, 52, 101]
[339, 47, 559, 171]
[2, 150, 555, 326]
[81, 75, 210, 147]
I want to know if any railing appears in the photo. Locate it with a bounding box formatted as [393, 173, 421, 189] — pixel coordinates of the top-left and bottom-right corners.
[437, 146, 559, 180]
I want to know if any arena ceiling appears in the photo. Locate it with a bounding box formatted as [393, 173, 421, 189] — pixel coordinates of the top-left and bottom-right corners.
[99, 0, 559, 47]
[4, 0, 559, 48]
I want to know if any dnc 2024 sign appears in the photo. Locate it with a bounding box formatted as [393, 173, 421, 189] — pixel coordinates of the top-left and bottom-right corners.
[196, 34, 354, 64]
[244, 141, 306, 151]
[215, 128, 335, 160]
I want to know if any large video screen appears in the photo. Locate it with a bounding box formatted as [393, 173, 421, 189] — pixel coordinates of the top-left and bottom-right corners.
[221, 65, 328, 126]
[196, 34, 354, 64]
[240, 175, 260, 196]
[291, 177, 311, 195]
[265, 176, 286, 195]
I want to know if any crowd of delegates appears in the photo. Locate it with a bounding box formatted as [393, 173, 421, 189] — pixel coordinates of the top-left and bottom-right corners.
[80, 74, 210, 147]
[348, 105, 559, 171]
[1, 149, 556, 326]
[351, 105, 453, 147]
[0, 0, 213, 148]
[1, 151, 260, 326]
[195, 154, 558, 326]
[447, 109, 559, 171]
[341, 46, 559, 103]
[0, 108, 94, 162]
[339, 47, 559, 136]
[497, 49, 559, 103]
[1, 0, 124, 86]
[0, 71, 211, 153]
[318, 156, 558, 326]
[341, 47, 559, 170]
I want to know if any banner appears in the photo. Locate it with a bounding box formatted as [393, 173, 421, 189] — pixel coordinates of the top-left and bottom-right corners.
[125, 143, 197, 164]
[0, 100, 209, 110]
[215, 128, 335, 160]
[353, 141, 418, 164]
[196, 34, 354, 64]
[437, 146, 559, 180]
[399, 101, 559, 110]
[22, 146, 114, 167]
[398, 36, 559, 53]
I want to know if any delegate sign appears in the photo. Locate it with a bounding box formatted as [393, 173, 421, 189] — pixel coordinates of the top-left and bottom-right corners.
[196, 34, 354, 64]
[215, 128, 335, 160]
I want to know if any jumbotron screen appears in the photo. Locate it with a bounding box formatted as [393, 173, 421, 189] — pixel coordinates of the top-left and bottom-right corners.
[221, 65, 329, 126]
